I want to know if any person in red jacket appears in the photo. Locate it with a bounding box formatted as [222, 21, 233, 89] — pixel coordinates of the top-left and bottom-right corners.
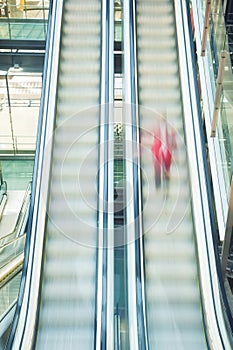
[151, 125, 163, 188]
[151, 119, 177, 188]
[162, 124, 177, 181]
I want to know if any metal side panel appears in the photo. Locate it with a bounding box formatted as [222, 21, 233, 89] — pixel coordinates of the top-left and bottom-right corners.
[35, 0, 101, 348]
[136, 1, 207, 349]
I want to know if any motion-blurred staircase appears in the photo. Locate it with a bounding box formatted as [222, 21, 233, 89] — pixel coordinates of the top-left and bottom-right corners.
[36, 1, 101, 348]
[136, 0, 207, 348]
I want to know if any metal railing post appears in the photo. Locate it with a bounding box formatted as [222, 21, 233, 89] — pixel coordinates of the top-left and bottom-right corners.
[0, 162, 3, 186]
[5, 72, 16, 154]
[211, 49, 227, 137]
[201, 0, 212, 56]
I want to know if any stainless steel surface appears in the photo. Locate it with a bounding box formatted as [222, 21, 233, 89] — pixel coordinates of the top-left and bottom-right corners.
[35, 1, 101, 348]
[136, 0, 207, 348]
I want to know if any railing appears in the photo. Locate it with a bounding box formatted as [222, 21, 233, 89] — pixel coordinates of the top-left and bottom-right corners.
[0, 18, 48, 41]
[176, 0, 233, 347]
[0, 161, 7, 222]
[0, 1, 49, 41]
[192, 0, 231, 239]
[6, 0, 61, 347]
[0, 71, 42, 154]
[193, 2, 233, 321]
[0, 182, 29, 339]
[113, 123, 129, 348]
[95, 0, 115, 348]
[0, 259, 23, 337]
[209, 4, 233, 185]
[0, 234, 26, 271]
[0, 249, 24, 338]
[0, 180, 7, 222]
[123, 0, 149, 348]
[0, 2, 50, 20]
[114, 310, 121, 349]
[0, 179, 7, 194]
[0, 181, 31, 247]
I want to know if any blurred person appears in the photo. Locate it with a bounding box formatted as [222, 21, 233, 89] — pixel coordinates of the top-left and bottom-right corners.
[151, 124, 162, 188]
[161, 120, 177, 182]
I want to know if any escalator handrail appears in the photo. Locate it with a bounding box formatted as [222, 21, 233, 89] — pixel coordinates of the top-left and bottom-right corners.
[0, 300, 17, 336]
[0, 180, 7, 197]
[0, 189, 7, 222]
[174, 0, 233, 348]
[0, 180, 7, 221]
[123, 0, 149, 349]
[0, 257, 23, 339]
[0, 252, 24, 289]
[95, 0, 115, 348]
[6, 1, 63, 349]
[0, 234, 26, 271]
[209, 13, 233, 180]
[186, 0, 233, 336]
[129, 1, 149, 348]
[0, 181, 31, 247]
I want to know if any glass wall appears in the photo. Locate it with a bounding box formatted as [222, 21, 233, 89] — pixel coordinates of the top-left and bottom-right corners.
[210, 0, 233, 184]
[0, 0, 50, 19]
[0, 0, 49, 163]
[0, 69, 42, 155]
[0, 0, 50, 41]
[193, 0, 233, 192]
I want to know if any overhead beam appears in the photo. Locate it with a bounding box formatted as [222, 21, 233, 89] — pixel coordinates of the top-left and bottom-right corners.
[0, 39, 46, 51]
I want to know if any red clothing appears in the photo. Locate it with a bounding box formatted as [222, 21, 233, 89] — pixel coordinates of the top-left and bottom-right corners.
[162, 146, 172, 171]
[151, 124, 176, 172]
[151, 125, 177, 180]
[162, 127, 176, 171]
[151, 129, 162, 188]
[151, 128, 162, 163]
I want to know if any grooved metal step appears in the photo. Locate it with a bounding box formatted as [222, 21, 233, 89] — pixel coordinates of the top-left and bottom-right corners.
[36, 0, 101, 348]
[136, 0, 207, 348]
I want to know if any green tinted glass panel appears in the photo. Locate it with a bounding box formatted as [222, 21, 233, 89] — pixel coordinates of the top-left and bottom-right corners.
[0, 20, 47, 40]
[115, 22, 122, 42]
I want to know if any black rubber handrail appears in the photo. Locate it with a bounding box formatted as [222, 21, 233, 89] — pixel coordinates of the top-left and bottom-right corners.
[176, 1, 233, 347]
[185, 0, 233, 337]
[0, 181, 31, 247]
[6, 0, 57, 347]
[94, 0, 115, 348]
[126, 0, 149, 348]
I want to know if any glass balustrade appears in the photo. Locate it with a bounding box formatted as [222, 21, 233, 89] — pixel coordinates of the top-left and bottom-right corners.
[209, 1, 233, 189]
[0, 1, 50, 41]
[0, 70, 42, 155]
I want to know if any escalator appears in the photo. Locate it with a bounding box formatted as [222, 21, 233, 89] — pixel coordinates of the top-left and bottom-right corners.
[36, 1, 101, 346]
[0, 183, 31, 341]
[0, 182, 31, 246]
[4, 1, 233, 349]
[135, 0, 229, 348]
[6, 0, 107, 349]
[0, 247, 24, 345]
